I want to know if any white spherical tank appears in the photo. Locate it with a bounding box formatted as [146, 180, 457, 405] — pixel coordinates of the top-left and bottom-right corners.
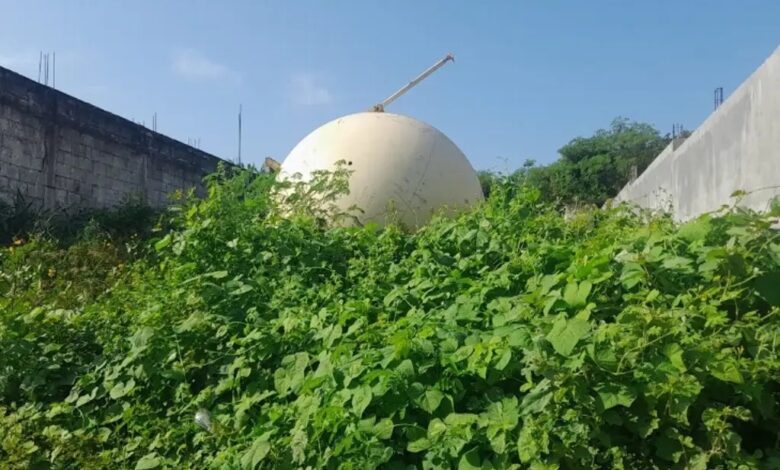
[280, 112, 483, 229]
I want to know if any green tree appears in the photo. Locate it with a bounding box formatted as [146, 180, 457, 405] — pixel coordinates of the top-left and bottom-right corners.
[515, 118, 669, 206]
[477, 170, 498, 199]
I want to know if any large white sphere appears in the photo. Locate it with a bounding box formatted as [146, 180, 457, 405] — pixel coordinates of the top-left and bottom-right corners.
[280, 112, 483, 228]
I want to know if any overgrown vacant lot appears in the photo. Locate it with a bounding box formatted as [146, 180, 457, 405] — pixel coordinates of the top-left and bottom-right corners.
[1, 169, 779, 469]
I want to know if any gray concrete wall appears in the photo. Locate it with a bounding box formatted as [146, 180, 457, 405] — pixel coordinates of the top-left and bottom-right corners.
[615, 45, 780, 220]
[0, 65, 226, 210]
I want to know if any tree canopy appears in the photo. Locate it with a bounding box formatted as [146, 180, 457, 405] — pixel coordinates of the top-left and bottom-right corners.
[481, 118, 670, 207]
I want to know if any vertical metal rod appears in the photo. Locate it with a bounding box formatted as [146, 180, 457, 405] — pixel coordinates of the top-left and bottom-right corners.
[52, 52, 56, 89]
[714, 87, 723, 110]
[38, 51, 42, 82]
[238, 104, 242, 165]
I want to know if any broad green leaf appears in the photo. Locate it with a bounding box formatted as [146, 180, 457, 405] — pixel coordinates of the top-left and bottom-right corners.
[507, 328, 530, 347]
[645, 289, 660, 303]
[176, 312, 206, 333]
[396, 359, 415, 377]
[153, 235, 171, 251]
[546, 316, 590, 356]
[131, 327, 155, 349]
[663, 343, 686, 371]
[662, 256, 693, 272]
[494, 348, 512, 370]
[383, 288, 404, 307]
[75, 394, 93, 407]
[230, 284, 254, 296]
[543, 293, 560, 315]
[520, 379, 552, 416]
[274, 353, 309, 395]
[75, 387, 98, 407]
[358, 416, 376, 434]
[597, 384, 636, 410]
[97, 427, 112, 443]
[421, 389, 444, 413]
[135, 453, 161, 470]
[654, 435, 683, 463]
[458, 447, 482, 470]
[488, 432, 507, 454]
[290, 426, 307, 463]
[563, 281, 592, 307]
[109, 382, 127, 399]
[586, 344, 618, 370]
[480, 398, 518, 453]
[755, 271, 780, 306]
[769, 243, 780, 266]
[620, 263, 645, 289]
[480, 397, 519, 429]
[538, 274, 559, 295]
[677, 216, 711, 242]
[407, 437, 432, 453]
[517, 423, 548, 463]
[444, 413, 479, 427]
[452, 345, 474, 362]
[427, 418, 447, 439]
[123, 378, 136, 395]
[241, 436, 271, 469]
[351, 385, 372, 417]
[374, 418, 394, 440]
[710, 356, 744, 384]
[688, 452, 710, 470]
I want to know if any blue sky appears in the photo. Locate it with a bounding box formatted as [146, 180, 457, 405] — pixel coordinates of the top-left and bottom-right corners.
[1, 1, 778, 171]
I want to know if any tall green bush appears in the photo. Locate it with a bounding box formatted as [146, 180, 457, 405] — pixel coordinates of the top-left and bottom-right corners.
[1, 168, 778, 469]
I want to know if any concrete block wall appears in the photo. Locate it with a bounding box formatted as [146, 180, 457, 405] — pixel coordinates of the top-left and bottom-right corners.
[0, 65, 226, 210]
[615, 45, 780, 220]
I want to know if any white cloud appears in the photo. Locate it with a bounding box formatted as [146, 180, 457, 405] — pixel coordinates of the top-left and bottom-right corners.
[290, 73, 333, 106]
[172, 50, 239, 83]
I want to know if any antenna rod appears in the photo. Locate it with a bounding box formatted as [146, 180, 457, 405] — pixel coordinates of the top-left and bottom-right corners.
[371, 53, 454, 112]
[238, 104, 242, 165]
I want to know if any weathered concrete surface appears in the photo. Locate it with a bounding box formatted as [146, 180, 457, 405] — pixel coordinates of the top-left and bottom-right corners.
[0, 66, 226, 210]
[615, 45, 780, 220]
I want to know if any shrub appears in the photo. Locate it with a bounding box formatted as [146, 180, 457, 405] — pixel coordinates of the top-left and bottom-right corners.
[1, 169, 778, 468]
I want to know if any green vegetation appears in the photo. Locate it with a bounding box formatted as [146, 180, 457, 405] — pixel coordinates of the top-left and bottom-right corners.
[0, 193, 160, 246]
[480, 118, 670, 207]
[1, 164, 779, 469]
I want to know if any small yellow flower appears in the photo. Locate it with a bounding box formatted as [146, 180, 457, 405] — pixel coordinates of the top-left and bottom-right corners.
[13, 238, 24, 246]
[48, 267, 57, 278]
